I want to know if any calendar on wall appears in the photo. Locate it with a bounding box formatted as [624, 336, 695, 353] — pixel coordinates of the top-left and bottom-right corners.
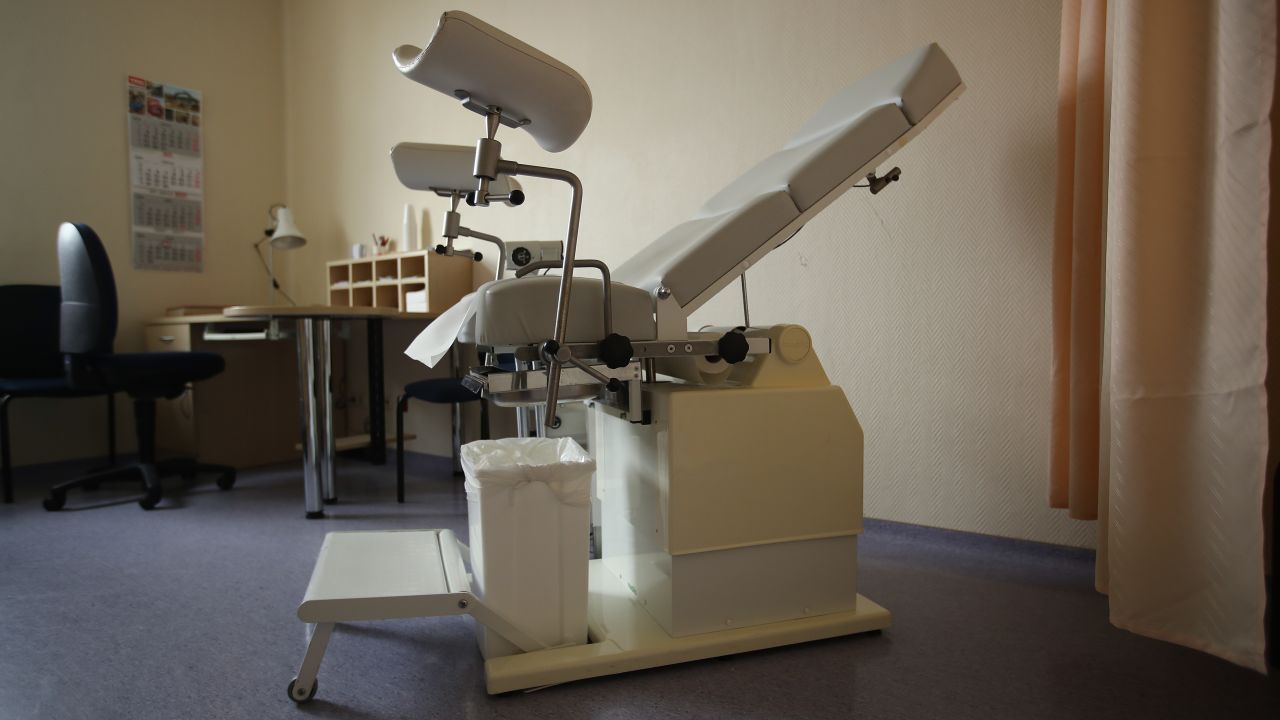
[125, 75, 204, 272]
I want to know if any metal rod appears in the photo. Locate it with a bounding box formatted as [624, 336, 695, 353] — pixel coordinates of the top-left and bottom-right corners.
[740, 271, 750, 328]
[459, 227, 507, 280]
[319, 319, 336, 504]
[295, 318, 323, 518]
[563, 354, 613, 386]
[366, 318, 385, 464]
[506, 162, 583, 429]
[515, 258, 613, 337]
[0, 395, 12, 504]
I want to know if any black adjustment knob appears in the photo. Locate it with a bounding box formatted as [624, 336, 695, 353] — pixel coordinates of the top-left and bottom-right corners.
[473, 251, 483, 262]
[508, 189, 525, 206]
[434, 244, 448, 255]
[466, 191, 479, 207]
[717, 330, 750, 364]
[511, 246, 533, 267]
[540, 339, 560, 364]
[598, 333, 633, 369]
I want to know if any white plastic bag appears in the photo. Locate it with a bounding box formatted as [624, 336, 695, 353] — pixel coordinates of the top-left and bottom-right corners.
[461, 437, 595, 506]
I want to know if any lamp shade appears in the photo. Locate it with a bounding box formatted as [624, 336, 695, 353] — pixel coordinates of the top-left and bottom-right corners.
[269, 207, 307, 249]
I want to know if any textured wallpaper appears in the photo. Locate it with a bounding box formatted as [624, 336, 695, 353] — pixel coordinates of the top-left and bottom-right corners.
[284, 0, 1096, 548]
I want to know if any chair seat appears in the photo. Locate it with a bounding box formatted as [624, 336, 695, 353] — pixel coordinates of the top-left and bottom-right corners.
[0, 375, 100, 398]
[473, 275, 657, 348]
[97, 352, 225, 398]
[404, 378, 480, 405]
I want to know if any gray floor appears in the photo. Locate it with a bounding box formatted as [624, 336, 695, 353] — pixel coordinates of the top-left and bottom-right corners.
[1, 456, 1276, 720]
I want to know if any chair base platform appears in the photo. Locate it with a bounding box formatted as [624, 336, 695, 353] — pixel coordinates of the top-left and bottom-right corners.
[290, 529, 890, 699]
[484, 560, 890, 693]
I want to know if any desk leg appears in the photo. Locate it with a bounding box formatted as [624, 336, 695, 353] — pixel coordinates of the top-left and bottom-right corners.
[320, 319, 337, 503]
[296, 318, 325, 519]
[367, 318, 386, 464]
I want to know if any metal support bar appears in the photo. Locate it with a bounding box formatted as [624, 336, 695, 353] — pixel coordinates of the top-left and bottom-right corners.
[500, 161, 583, 429]
[290, 622, 334, 701]
[515, 258, 614, 337]
[740, 271, 751, 328]
[295, 318, 325, 519]
[367, 318, 386, 465]
[320, 320, 336, 503]
[0, 395, 11, 504]
[459, 227, 507, 280]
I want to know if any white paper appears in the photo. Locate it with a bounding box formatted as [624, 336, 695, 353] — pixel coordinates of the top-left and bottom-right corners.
[404, 292, 478, 368]
[126, 75, 204, 272]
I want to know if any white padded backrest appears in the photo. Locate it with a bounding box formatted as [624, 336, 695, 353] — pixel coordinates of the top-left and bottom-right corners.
[390, 143, 515, 194]
[614, 43, 961, 309]
[394, 11, 592, 153]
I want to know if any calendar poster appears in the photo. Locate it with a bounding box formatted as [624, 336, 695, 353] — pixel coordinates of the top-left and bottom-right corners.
[126, 75, 204, 272]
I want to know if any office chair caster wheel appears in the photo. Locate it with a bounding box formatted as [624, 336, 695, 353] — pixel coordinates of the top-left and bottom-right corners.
[216, 473, 236, 491]
[42, 491, 66, 511]
[287, 678, 317, 703]
[138, 488, 162, 510]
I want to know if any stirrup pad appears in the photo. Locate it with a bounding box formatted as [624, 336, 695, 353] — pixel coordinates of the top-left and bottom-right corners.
[393, 11, 592, 153]
[390, 143, 517, 195]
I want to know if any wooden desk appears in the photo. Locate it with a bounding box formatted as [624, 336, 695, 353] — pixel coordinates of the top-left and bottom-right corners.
[143, 314, 303, 470]
[224, 306, 438, 518]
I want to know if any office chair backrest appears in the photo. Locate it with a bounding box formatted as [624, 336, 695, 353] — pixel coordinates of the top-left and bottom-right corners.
[56, 222, 117, 356]
[0, 284, 63, 378]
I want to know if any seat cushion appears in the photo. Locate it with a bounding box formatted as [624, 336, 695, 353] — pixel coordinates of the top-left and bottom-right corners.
[0, 376, 99, 398]
[614, 190, 800, 309]
[404, 378, 480, 404]
[97, 351, 225, 398]
[473, 275, 656, 347]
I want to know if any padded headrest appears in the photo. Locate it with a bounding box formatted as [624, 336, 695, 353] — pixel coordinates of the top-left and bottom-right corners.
[391, 143, 518, 194]
[394, 11, 592, 153]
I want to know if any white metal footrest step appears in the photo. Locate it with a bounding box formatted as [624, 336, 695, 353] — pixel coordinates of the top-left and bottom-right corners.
[287, 529, 541, 703]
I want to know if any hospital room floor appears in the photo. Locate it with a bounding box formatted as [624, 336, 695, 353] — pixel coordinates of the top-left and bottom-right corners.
[1, 458, 1276, 720]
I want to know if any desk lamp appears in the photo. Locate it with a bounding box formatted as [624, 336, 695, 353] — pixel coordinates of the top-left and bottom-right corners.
[255, 204, 307, 305]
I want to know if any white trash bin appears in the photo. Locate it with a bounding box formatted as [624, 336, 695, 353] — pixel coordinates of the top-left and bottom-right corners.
[461, 437, 594, 659]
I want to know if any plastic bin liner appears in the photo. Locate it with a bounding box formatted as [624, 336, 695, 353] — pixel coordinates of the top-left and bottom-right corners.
[460, 437, 594, 658]
[461, 437, 594, 506]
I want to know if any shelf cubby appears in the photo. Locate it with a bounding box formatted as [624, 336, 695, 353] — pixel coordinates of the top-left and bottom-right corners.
[326, 249, 472, 315]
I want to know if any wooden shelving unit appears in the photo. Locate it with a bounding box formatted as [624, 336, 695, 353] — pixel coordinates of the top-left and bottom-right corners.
[326, 250, 473, 316]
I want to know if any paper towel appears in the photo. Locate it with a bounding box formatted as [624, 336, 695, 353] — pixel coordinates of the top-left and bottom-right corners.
[404, 292, 477, 368]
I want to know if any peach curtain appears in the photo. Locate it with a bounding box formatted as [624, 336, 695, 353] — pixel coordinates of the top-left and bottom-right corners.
[1052, 0, 1274, 672]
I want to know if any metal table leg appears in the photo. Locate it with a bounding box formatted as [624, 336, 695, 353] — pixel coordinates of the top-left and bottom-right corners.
[296, 318, 325, 519]
[320, 319, 337, 504]
[367, 318, 386, 464]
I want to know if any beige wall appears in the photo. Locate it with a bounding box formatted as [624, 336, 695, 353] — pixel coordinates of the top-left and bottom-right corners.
[280, 0, 1094, 547]
[0, 0, 286, 465]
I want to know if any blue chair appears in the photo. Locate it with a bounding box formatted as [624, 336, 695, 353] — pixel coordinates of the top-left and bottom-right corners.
[42, 223, 235, 511]
[395, 375, 489, 503]
[0, 284, 117, 504]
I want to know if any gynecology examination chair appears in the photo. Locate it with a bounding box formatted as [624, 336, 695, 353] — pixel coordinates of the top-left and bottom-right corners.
[287, 11, 963, 701]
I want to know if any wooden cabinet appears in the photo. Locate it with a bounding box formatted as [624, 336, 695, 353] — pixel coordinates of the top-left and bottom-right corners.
[144, 317, 315, 469]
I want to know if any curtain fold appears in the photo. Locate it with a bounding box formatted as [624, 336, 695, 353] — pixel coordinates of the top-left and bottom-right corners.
[1050, 0, 1108, 521]
[1052, 0, 1274, 672]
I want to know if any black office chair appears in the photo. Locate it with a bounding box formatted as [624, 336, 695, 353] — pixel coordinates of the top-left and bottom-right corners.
[42, 223, 236, 511]
[0, 284, 117, 504]
[395, 376, 490, 503]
